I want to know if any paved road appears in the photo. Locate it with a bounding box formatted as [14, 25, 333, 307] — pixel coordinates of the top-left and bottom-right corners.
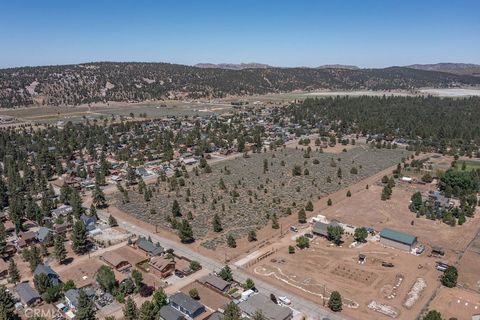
[96, 211, 352, 320]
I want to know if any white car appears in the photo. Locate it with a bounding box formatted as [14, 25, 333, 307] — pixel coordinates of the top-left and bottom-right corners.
[278, 296, 291, 305]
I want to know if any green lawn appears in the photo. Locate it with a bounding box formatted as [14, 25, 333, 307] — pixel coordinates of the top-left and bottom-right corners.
[456, 160, 480, 171]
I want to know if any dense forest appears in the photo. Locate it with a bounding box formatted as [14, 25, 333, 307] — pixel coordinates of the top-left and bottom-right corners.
[279, 96, 480, 156]
[1, 62, 480, 108]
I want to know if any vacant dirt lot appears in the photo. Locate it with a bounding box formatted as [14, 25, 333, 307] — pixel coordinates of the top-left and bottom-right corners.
[428, 286, 480, 320]
[110, 146, 409, 250]
[247, 237, 441, 320]
[458, 231, 480, 293]
[317, 181, 480, 256]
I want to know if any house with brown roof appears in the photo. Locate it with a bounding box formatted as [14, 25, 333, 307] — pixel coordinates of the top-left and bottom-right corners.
[100, 251, 131, 271]
[149, 256, 175, 278]
[18, 231, 37, 248]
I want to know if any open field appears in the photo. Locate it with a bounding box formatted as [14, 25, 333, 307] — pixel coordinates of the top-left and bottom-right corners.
[110, 146, 409, 250]
[246, 237, 441, 320]
[457, 231, 480, 293]
[0, 100, 234, 124]
[316, 179, 480, 254]
[428, 286, 480, 320]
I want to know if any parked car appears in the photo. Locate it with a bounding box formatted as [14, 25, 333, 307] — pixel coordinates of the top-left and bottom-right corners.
[278, 296, 291, 305]
[290, 226, 298, 232]
[382, 262, 394, 268]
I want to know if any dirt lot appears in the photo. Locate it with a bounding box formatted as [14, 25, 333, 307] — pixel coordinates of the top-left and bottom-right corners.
[428, 286, 480, 319]
[246, 237, 441, 320]
[110, 146, 409, 251]
[457, 231, 480, 293]
[317, 181, 480, 255]
[57, 259, 105, 288]
[180, 281, 231, 311]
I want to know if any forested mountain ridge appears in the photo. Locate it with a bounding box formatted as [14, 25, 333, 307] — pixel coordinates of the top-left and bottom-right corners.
[1, 62, 480, 108]
[406, 63, 480, 76]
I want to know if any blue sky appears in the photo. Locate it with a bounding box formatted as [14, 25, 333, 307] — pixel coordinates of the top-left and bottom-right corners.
[1, 0, 479, 68]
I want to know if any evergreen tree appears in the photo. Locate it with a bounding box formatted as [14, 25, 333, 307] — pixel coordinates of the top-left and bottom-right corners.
[0, 285, 16, 320]
[172, 200, 181, 217]
[248, 230, 257, 242]
[53, 235, 67, 263]
[353, 227, 368, 243]
[212, 213, 222, 232]
[76, 290, 97, 320]
[227, 234, 236, 248]
[8, 260, 20, 284]
[152, 288, 168, 310]
[96, 265, 117, 293]
[123, 297, 138, 320]
[178, 219, 194, 243]
[71, 220, 88, 254]
[223, 302, 242, 320]
[108, 214, 118, 227]
[441, 266, 458, 288]
[219, 265, 233, 281]
[298, 208, 307, 223]
[28, 245, 42, 272]
[422, 310, 442, 320]
[139, 300, 157, 320]
[328, 291, 343, 312]
[92, 184, 106, 208]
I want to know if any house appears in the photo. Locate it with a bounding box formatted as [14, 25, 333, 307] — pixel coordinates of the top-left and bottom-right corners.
[33, 264, 60, 286]
[198, 274, 231, 292]
[36, 227, 54, 243]
[427, 191, 453, 210]
[54, 222, 71, 234]
[169, 292, 205, 319]
[100, 251, 131, 271]
[206, 312, 224, 320]
[137, 237, 164, 256]
[0, 259, 8, 279]
[312, 220, 340, 237]
[65, 288, 96, 310]
[238, 294, 293, 320]
[4, 220, 15, 233]
[160, 305, 186, 320]
[16, 282, 41, 306]
[80, 214, 97, 232]
[51, 205, 73, 219]
[18, 231, 37, 248]
[149, 256, 175, 278]
[379, 228, 417, 252]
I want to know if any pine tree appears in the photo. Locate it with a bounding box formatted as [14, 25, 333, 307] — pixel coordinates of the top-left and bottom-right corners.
[54, 235, 67, 263]
[89, 204, 98, 218]
[28, 245, 42, 271]
[271, 213, 279, 229]
[178, 219, 194, 243]
[248, 230, 257, 242]
[152, 288, 168, 310]
[212, 213, 222, 232]
[108, 214, 118, 227]
[139, 300, 157, 320]
[93, 183, 106, 208]
[172, 200, 181, 217]
[0, 285, 15, 320]
[123, 297, 138, 320]
[8, 260, 20, 284]
[328, 291, 343, 312]
[76, 290, 96, 320]
[227, 234, 237, 248]
[305, 201, 314, 211]
[71, 220, 88, 254]
[298, 208, 307, 223]
[0, 223, 6, 254]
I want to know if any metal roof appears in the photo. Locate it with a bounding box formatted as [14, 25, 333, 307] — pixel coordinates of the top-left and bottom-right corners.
[380, 228, 417, 245]
[16, 282, 40, 304]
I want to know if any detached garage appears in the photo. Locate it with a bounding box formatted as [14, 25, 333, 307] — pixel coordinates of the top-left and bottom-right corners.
[380, 228, 417, 252]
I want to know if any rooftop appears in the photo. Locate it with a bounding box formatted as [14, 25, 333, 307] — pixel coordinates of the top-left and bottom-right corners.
[380, 228, 417, 245]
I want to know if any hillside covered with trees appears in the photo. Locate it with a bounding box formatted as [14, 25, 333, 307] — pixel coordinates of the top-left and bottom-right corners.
[1, 62, 480, 108]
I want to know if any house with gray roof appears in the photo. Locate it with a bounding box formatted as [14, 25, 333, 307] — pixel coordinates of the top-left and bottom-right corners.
[80, 214, 97, 232]
[65, 288, 95, 310]
[160, 305, 186, 320]
[34, 264, 60, 286]
[169, 292, 205, 319]
[137, 236, 164, 256]
[238, 294, 292, 320]
[36, 227, 54, 243]
[312, 220, 340, 237]
[16, 282, 41, 306]
[198, 274, 231, 292]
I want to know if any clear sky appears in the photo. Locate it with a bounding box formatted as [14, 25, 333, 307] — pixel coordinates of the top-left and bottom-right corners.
[1, 0, 479, 68]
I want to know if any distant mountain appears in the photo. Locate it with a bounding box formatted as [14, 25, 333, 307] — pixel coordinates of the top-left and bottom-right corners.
[194, 62, 272, 70]
[317, 64, 360, 70]
[406, 63, 480, 76]
[1, 62, 480, 108]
